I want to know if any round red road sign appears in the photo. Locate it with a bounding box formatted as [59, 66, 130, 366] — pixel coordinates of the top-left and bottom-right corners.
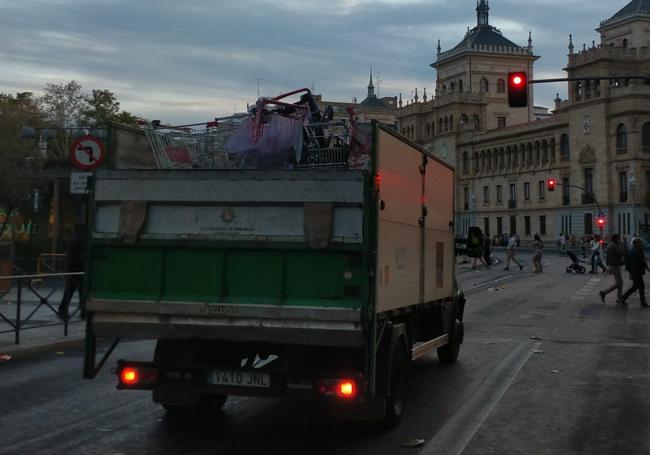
[70, 135, 105, 170]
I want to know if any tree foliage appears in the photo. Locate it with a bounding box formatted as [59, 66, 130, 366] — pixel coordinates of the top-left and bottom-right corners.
[39, 81, 86, 128]
[0, 92, 43, 211]
[83, 89, 138, 127]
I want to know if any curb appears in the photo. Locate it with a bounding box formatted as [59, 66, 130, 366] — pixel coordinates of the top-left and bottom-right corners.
[1, 336, 86, 358]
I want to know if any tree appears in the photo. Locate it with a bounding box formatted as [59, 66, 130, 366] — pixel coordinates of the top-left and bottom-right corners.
[83, 89, 139, 127]
[39, 81, 86, 128]
[0, 92, 43, 239]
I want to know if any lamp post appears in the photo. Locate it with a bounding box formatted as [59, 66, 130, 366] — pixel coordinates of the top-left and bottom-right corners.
[629, 172, 636, 235]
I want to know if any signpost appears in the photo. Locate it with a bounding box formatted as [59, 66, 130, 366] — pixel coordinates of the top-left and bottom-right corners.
[70, 135, 105, 171]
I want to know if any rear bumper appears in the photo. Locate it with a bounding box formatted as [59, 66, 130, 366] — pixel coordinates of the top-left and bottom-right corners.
[88, 299, 364, 347]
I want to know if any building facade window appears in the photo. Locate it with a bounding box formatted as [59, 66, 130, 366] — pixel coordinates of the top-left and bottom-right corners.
[642, 122, 650, 153]
[560, 134, 570, 160]
[496, 185, 503, 203]
[497, 79, 505, 93]
[539, 215, 547, 235]
[562, 177, 570, 205]
[584, 168, 594, 196]
[497, 117, 506, 128]
[616, 123, 627, 152]
[509, 183, 516, 202]
[538, 180, 546, 200]
[463, 186, 469, 211]
[473, 115, 480, 129]
[524, 182, 530, 201]
[462, 151, 469, 174]
[497, 217, 503, 235]
[619, 172, 628, 202]
[480, 78, 489, 93]
[524, 216, 531, 235]
[483, 217, 490, 236]
[483, 185, 489, 203]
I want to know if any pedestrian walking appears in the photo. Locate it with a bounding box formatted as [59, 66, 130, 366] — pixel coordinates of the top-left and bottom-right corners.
[57, 223, 86, 319]
[599, 234, 626, 305]
[590, 237, 607, 274]
[531, 234, 544, 272]
[482, 236, 492, 269]
[503, 233, 524, 271]
[620, 237, 650, 308]
[558, 232, 567, 256]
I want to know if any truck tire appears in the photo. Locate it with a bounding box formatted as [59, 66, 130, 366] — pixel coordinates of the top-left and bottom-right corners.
[437, 320, 462, 364]
[384, 342, 408, 427]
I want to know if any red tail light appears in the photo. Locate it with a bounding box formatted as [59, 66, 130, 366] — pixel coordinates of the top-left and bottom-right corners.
[117, 362, 159, 389]
[316, 378, 359, 400]
[121, 368, 138, 385]
[337, 380, 356, 399]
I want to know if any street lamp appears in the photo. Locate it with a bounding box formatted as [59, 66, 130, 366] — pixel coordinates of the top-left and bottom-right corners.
[629, 172, 636, 235]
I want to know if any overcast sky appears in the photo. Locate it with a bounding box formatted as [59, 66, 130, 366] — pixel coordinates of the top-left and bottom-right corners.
[0, 0, 624, 124]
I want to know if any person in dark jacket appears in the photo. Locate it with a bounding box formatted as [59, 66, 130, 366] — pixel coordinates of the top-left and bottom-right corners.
[57, 223, 86, 319]
[620, 237, 650, 308]
[599, 234, 626, 305]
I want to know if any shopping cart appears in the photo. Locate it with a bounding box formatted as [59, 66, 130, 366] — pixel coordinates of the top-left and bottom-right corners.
[144, 88, 355, 170]
[144, 116, 246, 169]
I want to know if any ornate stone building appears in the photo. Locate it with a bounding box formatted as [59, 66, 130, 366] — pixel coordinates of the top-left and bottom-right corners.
[398, 0, 650, 243]
[315, 70, 399, 126]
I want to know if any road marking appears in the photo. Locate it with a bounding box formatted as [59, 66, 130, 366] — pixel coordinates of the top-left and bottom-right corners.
[466, 275, 514, 292]
[421, 340, 541, 455]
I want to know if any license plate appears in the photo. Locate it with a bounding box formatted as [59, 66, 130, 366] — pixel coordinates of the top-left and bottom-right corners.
[208, 370, 270, 388]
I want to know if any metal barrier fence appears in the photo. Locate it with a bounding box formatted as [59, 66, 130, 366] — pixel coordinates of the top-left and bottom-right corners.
[0, 272, 84, 345]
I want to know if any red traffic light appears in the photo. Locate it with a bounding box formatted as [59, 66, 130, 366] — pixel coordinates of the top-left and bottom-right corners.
[597, 217, 605, 227]
[547, 179, 556, 191]
[508, 72, 528, 108]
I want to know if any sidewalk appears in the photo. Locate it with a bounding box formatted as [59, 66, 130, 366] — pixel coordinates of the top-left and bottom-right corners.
[0, 284, 86, 358]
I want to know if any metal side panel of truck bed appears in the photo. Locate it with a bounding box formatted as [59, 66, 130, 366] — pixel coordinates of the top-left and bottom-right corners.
[373, 127, 455, 313]
[86, 169, 370, 347]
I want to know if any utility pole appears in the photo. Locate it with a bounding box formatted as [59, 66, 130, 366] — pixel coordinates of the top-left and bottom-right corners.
[255, 78, 261, 98]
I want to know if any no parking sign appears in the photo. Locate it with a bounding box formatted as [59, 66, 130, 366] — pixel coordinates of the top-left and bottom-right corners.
[70, 135, 105, 170]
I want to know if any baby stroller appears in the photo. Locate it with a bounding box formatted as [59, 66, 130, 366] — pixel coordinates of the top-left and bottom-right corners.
[566, 251, 586, 274]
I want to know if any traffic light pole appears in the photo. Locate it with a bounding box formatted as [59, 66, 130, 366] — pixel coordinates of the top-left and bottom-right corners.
[530, 76, 650, 84]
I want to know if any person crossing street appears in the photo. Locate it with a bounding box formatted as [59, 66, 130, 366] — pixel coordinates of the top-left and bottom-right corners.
[620, 237, 650, 308]
[503, 233, 524, 271]
[599, 234, 626, 306]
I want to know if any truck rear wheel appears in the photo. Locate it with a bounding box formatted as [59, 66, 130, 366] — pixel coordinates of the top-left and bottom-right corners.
[384, 342, 408, 427]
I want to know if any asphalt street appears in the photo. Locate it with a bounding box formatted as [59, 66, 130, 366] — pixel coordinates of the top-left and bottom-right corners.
[1, 250, 648, 454]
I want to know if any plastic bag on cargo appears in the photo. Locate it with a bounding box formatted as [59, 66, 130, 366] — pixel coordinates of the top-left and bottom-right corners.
[226, 114, 303, 169]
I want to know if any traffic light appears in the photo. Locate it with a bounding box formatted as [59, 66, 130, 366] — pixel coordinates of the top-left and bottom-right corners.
[507, 72, 528, 108]
[547, 179, 556, 192]
[597, 217, 605, 229]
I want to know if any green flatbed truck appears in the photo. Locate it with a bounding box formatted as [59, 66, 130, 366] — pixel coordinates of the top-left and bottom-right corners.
[83, 121, 465, 426]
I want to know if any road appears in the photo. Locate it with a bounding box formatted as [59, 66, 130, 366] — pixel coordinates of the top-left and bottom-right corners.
[1, 250, 649, 454]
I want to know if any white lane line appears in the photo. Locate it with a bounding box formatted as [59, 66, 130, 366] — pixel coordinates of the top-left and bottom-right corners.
[466, 275, 514, 292]
[421, 340, 541, 455]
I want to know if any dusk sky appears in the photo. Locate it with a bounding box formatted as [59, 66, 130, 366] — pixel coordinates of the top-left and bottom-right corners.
[0, 0, 623, 124]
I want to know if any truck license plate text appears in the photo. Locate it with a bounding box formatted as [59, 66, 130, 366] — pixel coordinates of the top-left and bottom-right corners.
[208, 371, 270, 388]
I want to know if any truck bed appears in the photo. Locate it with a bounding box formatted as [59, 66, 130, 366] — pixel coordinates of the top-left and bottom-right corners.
[87, 169, 369, 347]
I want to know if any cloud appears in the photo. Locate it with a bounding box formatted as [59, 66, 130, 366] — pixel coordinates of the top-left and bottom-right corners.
[0, 0, 632, 121]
